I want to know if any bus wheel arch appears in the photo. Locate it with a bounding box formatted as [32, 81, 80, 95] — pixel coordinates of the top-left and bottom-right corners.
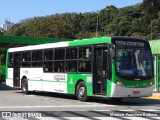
[21, 77, 29, 94]
[75, 79, 88, 102]
[21, 76, 27, 83]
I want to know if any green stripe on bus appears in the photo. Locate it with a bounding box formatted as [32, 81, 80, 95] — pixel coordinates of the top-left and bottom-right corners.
[68, 37, 111, 46]
[6, 78, 13, 80]
[28, 79, 67, 83]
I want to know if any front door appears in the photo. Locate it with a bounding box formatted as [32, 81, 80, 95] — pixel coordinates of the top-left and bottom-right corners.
[93, 48, 108, 95]
[13, 53, 21, 87]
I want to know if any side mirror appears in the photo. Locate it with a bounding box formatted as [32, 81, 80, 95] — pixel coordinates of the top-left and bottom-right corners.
[111, 44, 115, 59]
[152, 55, 155, 61]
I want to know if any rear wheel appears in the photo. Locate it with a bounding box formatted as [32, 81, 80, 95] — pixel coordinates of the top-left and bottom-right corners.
[21, 79, 29, 94]
[76, 81, 88, 102]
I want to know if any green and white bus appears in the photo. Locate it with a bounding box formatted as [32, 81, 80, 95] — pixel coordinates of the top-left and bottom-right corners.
[6, 36, 154, 101]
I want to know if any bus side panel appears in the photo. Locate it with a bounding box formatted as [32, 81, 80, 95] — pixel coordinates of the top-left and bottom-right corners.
[106, 80, 112, 97]
[42, 73, 67, 93]
[6, 68, 13, 87]
[67, 74, 93, 96]
[107, 60, 117, 97]
[21, 68, 43, 91]
[5, 49, 9, 81]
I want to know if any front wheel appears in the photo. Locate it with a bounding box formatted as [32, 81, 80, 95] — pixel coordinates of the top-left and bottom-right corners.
[76, 81, 88, 102]
[21, 79, 29, 94]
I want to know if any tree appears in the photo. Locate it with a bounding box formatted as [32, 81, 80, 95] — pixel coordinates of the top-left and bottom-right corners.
[143, 0, 160, 18]
[0, 31, 4, 36]
[6, 2, 159, 40]
[131, 32, 145, 39]
[0, 48, 6, 65]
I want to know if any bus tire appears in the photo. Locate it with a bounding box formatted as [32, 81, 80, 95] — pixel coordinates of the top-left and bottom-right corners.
[76, 81, 88, 102]
[21, 79, 29, 94]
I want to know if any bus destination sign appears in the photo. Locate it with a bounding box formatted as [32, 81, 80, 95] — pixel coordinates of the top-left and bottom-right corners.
[115, 41, 145, 47]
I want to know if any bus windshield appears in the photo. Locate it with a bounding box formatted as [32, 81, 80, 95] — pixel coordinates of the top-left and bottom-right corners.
[116, 48, 153, 79]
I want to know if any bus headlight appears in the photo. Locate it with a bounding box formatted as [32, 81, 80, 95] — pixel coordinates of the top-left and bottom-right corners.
[148, 80, 154, 87]
[117, 80, 124, 87]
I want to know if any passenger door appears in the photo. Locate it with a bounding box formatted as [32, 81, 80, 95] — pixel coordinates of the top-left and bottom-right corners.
[13, 53, 21, 87]
[93, 47, 108, 96]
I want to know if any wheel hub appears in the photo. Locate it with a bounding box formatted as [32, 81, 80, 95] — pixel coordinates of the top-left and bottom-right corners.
[23, 83, 26, 92]
[79, 87, 85, 97]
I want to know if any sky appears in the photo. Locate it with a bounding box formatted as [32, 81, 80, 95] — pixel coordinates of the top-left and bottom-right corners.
[0, 0, 143, 26]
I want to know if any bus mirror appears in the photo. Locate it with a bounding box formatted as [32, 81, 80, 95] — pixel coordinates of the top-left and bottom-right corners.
[152, 55, 155, 61]
[111, 49, 115, 59]
[111, 45, 115, 59]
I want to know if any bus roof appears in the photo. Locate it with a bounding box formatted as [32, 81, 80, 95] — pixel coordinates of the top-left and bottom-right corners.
[8, 37, 112, 52]
[69, 37, 111, 46]
[8, 36, 150, 53]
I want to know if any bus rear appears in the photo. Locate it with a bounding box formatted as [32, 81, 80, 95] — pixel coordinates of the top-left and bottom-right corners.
[111, 37, 154, 98]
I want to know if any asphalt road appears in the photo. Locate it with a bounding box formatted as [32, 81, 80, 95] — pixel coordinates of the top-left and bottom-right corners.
[0, 84, 160, 119]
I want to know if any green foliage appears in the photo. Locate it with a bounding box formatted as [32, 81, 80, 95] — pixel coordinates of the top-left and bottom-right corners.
[0, 31, 4, 36]
[6, 0, 160, 40]
[0, 48, 6, 65]
[143, 0, 160, 18]
[131, 32, 145, 39]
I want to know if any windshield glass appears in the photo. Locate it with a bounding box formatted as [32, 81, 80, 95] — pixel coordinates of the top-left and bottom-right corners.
[116, 48, 153, 79]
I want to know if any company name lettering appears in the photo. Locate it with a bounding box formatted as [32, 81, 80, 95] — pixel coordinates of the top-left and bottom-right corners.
[54, 75, 66, 81]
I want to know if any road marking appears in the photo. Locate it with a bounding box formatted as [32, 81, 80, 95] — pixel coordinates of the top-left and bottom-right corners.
[118, 110, 135, 111]
[1, 110, 159, 120]
[63, 117, 91, 120]
[94, 117, 121, 120]
[151, 117, 160, 119]
[140, 109, 160, 111]
[93, 110, 111, 111]
[38, 117, 60, 120]
[0, 104, 115, 109]
[123, 117, 151, 120]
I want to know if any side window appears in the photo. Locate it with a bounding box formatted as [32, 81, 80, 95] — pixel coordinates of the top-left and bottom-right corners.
[8, 53, 14, 68]
[43, 49, 53, 72]
[32, 50, 42, 61]
[21, 51, 31, 67]
[79, 47, 92, 59]
[54, 61, 64, 72]
[66, 48, 77, 59]
[78, 47, 92, 72]
[44, 61, 53, 72]
[44, 49, 53, 61]
[66, 48, 77, 72]
[55, 49, 65, 60]
[32, 50, 42, 67]
[54, 49, 65, 72]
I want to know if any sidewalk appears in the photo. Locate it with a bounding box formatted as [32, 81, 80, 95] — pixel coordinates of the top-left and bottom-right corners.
[146, 92, 160, 100]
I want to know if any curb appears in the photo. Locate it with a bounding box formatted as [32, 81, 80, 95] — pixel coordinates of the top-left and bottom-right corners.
[145, 96, 160, 100]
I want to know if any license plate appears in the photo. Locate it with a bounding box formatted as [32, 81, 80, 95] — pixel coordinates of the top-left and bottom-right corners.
[132, 91, 140, 95]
